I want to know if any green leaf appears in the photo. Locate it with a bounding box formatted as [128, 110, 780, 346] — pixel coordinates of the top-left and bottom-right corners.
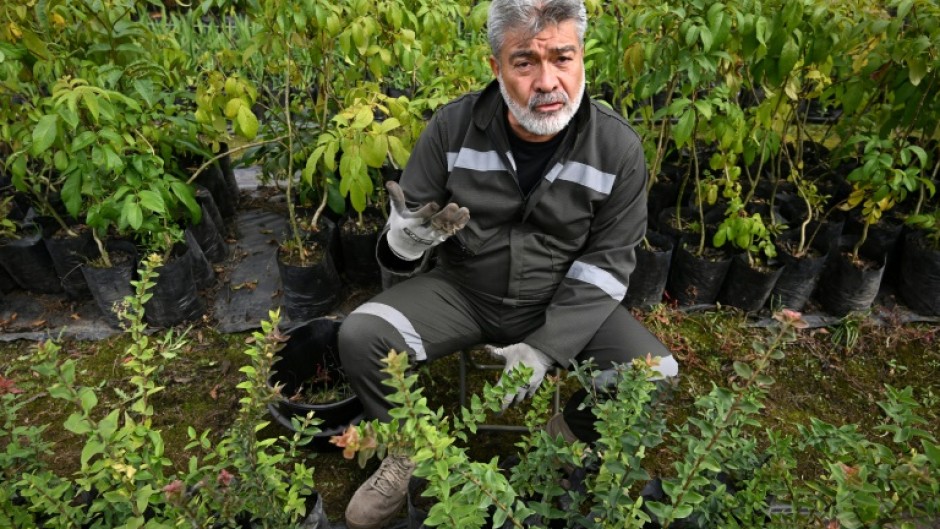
[64, 413, 92, 435]
[71, 131, 97, 152]
[139, 190, 166, 214]
[673, 504, 694, 519]
[693, 100, 713, 120]
[896, 0, 914, 20]
[134, 80, 157, 107]
[236, 105, 259, 140]
[388, 136, 410, 168]
[303, 146, 326, 186]
[353, 106, 374, 129]
[377, 117, 401, 134]
[99, 409, 120, 439]
[908, 57, 927, 86]
[673, 110, 695, 148]
[362, 134, 388, 168]
[31, 115, 58, 155]
[699, 25, 713, 52]
[224, 98, 243, 119]
[324, 140, 339, 172]
[62, 171, 83, 218]
[122, 196, 144, 230]
[104, 146, 124, 173]
[923, 439, 940, 465]
[54, 150, 68, 172]
[777, 37, 800, 81]
[82, 94, 100, 123]
[80, 438, 105, 466]
[78, 387, 98, 413]
[733, 361, 753, 379]
[20, 29, 50, 60]
[170, 181, 201, 222]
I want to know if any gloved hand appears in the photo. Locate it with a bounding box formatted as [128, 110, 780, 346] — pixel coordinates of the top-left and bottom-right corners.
[385, 180, 470, 261]
[485, 343, 554, 410]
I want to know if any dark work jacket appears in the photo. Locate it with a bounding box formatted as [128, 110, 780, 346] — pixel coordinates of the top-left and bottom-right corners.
[378, 80, 649, 365]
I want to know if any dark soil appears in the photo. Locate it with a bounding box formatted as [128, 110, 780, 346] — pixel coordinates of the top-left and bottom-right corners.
[340, 215, 383, 236]
[278, 239, 327, 267]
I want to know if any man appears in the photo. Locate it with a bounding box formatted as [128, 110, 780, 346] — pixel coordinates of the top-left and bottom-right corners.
[338, 0, 678, 527]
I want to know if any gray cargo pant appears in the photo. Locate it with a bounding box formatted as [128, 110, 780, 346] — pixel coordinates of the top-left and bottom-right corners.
[338, 269, 677, 441]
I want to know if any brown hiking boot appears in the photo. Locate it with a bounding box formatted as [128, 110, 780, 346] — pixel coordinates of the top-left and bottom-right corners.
[544, 412, 579, 444]
[345, 455, 415, 529]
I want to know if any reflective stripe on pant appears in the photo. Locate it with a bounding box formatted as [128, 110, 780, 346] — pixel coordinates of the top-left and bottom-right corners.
[338, 269, 676, 436]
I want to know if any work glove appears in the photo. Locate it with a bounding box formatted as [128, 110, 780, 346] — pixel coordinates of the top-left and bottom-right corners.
[385, 180, 470, 261]
[485, 343, 554, 410]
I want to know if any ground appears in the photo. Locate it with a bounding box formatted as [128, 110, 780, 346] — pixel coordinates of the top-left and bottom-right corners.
[1, 294, 939, 521]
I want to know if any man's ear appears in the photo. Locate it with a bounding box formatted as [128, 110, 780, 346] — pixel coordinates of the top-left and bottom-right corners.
[489, 55, 499, 77]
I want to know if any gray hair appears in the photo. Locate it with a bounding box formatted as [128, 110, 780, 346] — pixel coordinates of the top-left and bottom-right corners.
[487, 0, 588, 58]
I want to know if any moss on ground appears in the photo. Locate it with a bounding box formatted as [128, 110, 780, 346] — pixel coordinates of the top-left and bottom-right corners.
[2, 304, 939, 520]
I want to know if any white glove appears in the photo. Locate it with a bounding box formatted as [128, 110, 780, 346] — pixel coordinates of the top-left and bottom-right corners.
[485, 343, 554, 410]
[385, 181, 470, 261]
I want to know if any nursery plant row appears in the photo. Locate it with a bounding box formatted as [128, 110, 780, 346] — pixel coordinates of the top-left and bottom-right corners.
[2, 0, 940, 328]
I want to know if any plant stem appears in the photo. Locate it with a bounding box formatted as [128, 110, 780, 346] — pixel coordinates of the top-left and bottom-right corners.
[92, 230, 112, 268]
[185, 136, 288, 185]
[852, 221, 869, 262]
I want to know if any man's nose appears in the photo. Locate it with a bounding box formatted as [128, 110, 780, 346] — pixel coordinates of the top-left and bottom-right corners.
[534, 63, 559, 93]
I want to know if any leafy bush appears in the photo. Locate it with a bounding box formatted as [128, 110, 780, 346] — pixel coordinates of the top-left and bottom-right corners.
[337, 311, 940, 528]
[0, 254, 321, 528]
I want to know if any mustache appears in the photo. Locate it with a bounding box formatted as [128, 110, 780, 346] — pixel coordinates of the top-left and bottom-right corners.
[528, 91, 568, 110]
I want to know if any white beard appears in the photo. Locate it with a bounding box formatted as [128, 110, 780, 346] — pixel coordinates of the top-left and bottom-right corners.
[498, 74, 585, 138]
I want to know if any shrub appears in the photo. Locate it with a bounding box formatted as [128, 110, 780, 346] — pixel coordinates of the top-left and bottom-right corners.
[0, 254, 321, 528]
[336, 310, 940, 528]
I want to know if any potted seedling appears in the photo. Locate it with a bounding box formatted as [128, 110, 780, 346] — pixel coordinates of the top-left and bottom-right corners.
[713, 190, 785, 312]
[818, 136, 927, 316]
[267, 317, 363, 451]
[771, 174, 833, 310]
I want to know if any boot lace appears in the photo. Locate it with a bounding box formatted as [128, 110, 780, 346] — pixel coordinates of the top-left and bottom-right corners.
[367, 456, 413, 497]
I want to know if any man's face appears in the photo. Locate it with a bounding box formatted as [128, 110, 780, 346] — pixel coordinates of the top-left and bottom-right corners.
[489, 19, 585, 142]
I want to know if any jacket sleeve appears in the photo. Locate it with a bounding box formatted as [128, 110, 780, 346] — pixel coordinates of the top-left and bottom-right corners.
[524, 139, 649, 366]
[376, 111, 450, 276]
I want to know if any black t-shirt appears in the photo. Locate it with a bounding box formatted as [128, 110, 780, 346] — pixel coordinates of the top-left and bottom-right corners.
[506, 116, 568, 197]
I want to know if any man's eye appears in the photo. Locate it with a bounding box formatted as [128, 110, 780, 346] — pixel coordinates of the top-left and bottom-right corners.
[515, 61, 531, 69]
[557, 56, 572, 63]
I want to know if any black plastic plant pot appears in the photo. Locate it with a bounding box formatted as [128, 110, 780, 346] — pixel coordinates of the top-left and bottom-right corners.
[185, 229, 215, 290]
[898, 231, 940, 316]
[0, 265, 18, 293]
[44, 228, 96, 300]
[771, 232, 831, 312]
[0, 222, 63, 294]
[339, 211, 383, 285]
[267, 317, 364, 451]
[195, 186, 227, 241]
[144, 242, 206, 328]
[666, 239, 732, 307]
[189, 199, 228, 264]
[656, 206, 696, 248]
[276, 243, 342, 322]
[717, 253, 784, 313]
[624, 230, 674, 309]
[186, 156, 236, 219]
[81, 240, 138, 328]
[816, 234, 886, 317]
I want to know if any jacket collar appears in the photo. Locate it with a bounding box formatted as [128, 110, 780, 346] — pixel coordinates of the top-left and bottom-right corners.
[472, 79, 593, 136]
